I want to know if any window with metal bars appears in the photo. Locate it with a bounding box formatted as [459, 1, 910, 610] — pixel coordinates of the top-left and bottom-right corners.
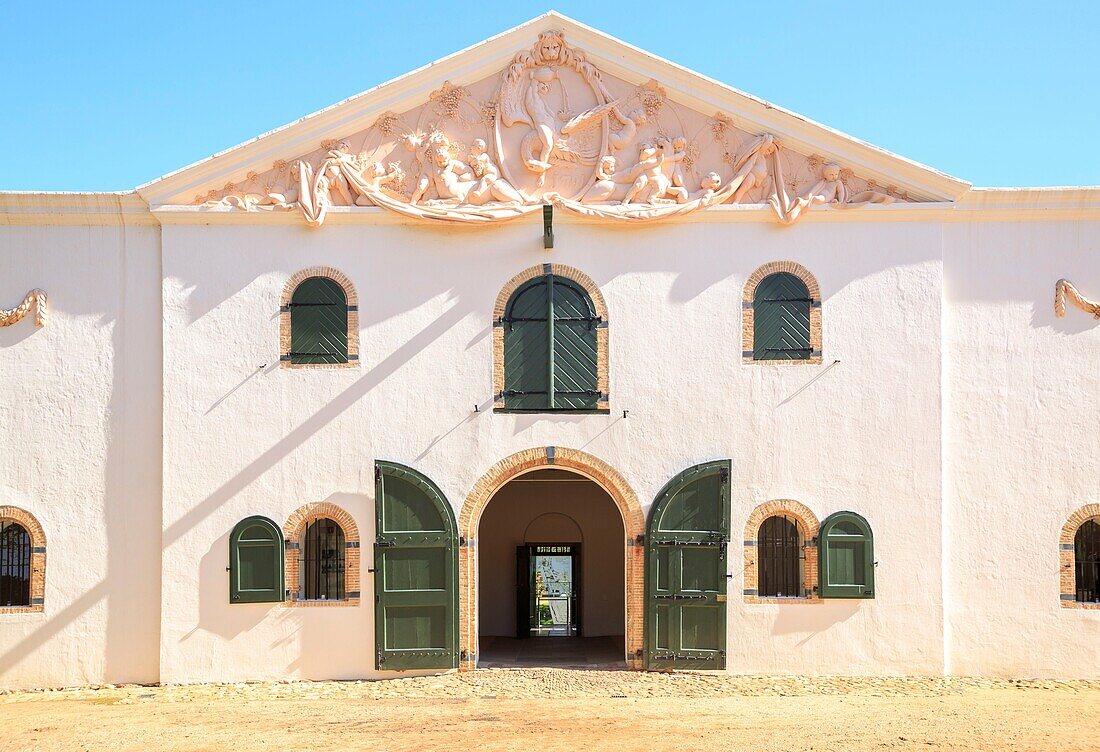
[753, 272, 812, 360]
[0, 521, 30, 608]
[758, 515, 804, 598]
[1076, 519, 1100, 604]
[302, 518, 345, 601]
[289, 277, 349, 365]
[501, 273, 601, 411]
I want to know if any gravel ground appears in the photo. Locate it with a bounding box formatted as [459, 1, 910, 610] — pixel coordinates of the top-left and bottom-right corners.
[2, 669, 1098, 751]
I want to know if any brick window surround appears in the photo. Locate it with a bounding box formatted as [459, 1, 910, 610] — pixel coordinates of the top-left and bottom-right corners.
[742, 261, 822, 364]
[284, 503, 360, 607]
[1060, 503, 1100, 610]
[743, 499, 820, 604]
[0, 506, 45, 614]
[458, 447, 644, 669]
[492, 264, 609, 411]
[280, 266, 360, 369]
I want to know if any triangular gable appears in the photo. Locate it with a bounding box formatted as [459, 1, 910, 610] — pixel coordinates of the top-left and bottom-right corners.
[138, 12, 970, 225]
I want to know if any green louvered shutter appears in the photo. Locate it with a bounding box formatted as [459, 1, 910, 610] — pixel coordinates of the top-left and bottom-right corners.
[819, 512, 875, 599]
[503, 278, 551, 409]
[502, 274, 600, 411]
[229, 516, 284, 604]
[375, 462, 458, 671]
[754, 272, 812, 360]
[645, 461, 730, 670]
[290, 277, 348, 364]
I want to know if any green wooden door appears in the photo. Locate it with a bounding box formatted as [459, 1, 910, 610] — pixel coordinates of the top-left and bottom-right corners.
[645, 461, 730, 670]
[374, 461, 458, 670]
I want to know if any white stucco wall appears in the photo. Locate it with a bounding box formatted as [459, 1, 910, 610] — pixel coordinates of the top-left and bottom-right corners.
[157, 214, 944, 681]
[0, 219, 162, 690]
[4, 199, 1098, 687]
[944, 219, 1100, 679]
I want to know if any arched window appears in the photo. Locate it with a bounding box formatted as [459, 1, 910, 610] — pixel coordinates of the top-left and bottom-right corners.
[754, 273, 811, 360]
[302, 518, 346, 601]
[290, 277, 348, 365]
[280, 267, 358, 368]
[0, 521, 30, 608]
[499, 271, 603, 412]
[1076, 519, 1100, 604]
[229, 516, 284, 604]
[758, 515, 803, 598]
[819, 511, 875, 599]
[743, 262, 822, 364]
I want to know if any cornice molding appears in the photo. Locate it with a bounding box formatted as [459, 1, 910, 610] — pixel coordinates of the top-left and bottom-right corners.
[0, 192, 156, 226]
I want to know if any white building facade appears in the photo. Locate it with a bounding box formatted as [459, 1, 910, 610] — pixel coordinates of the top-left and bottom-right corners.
[1, 14, 1098, 689]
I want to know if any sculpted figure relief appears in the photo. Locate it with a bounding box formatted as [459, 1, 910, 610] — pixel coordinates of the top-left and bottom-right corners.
[193, 29, 914, 228]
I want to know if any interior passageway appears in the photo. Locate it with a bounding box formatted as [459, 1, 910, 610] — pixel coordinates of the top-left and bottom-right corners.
[477, 469, 625, 667]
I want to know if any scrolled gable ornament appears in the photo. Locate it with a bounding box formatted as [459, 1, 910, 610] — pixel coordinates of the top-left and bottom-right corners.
[1, 289, 48, 328]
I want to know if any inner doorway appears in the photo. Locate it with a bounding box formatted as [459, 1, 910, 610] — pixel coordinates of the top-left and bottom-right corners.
[518, 544, 579, 637]
[477, 469, 625, 667]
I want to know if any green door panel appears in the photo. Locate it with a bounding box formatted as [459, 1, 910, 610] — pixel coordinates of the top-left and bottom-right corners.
[502, 274, 600, 411]
[290, 276, 349, 365]
[818, 511, 875, 599]
[645, 461, 730, 670]
[375, 461, 458, 670]
[754, 272, 811, 361]
[229, 516, 284, 604]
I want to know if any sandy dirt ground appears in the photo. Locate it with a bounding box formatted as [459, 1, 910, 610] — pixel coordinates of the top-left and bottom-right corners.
[1, 669, 1098, 752]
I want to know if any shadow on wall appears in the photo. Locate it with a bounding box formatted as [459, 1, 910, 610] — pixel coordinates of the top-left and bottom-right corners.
[184, 531, 270, 641]
[769, 600, 861, 645]
[0, 228, 163, 685]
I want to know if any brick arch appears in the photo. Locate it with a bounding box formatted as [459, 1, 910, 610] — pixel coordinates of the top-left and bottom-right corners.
[284, 502, 361, 606]
[279, 265, 359, 369]
[743, 499, 820, 603]
[492, 264, 610, 411]
[0, 506, 46, 613]
[459, 447, 644, 669]
[1060, 503, 1100, 610]
[742, 260, 822, 364]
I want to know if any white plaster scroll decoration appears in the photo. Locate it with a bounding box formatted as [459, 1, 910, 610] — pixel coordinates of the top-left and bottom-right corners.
[0, 289, 47, 328]
[193, 30, 918, 227]
[1055, 279, 1100, 319]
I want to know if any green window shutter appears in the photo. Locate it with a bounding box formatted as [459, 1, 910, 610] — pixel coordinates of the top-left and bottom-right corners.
[375, 461, 458, 671]
[502, 274, 600, 411]
[503, 279, 551, 410]
[290, 277, 348, 365]
[754, 272, 811, 360]
[645, 460, 730, 671]
[551, 278, 599, 410]
[229, 516, 285, 604]
[818, 511, 875, 599]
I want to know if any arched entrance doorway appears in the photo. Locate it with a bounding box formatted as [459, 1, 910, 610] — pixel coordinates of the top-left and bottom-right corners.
[459, 448, 644, 669]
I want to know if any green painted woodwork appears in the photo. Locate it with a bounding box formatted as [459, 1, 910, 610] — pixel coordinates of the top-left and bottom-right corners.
[374, 461, 458, 670]
[502, 274, 600, 411]
[645, 460, 730, 670]
[818, 511, 875, 599]
[753, 272, 812, 360]
[229, 516, 284, 604]
[290, 277, 348, 365]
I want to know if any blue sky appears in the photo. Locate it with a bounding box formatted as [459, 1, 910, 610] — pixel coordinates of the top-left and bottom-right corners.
[2, 1, 1097, 191]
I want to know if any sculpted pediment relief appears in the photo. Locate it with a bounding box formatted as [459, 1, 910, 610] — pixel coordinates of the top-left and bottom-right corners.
[188, 30, 911, 227]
